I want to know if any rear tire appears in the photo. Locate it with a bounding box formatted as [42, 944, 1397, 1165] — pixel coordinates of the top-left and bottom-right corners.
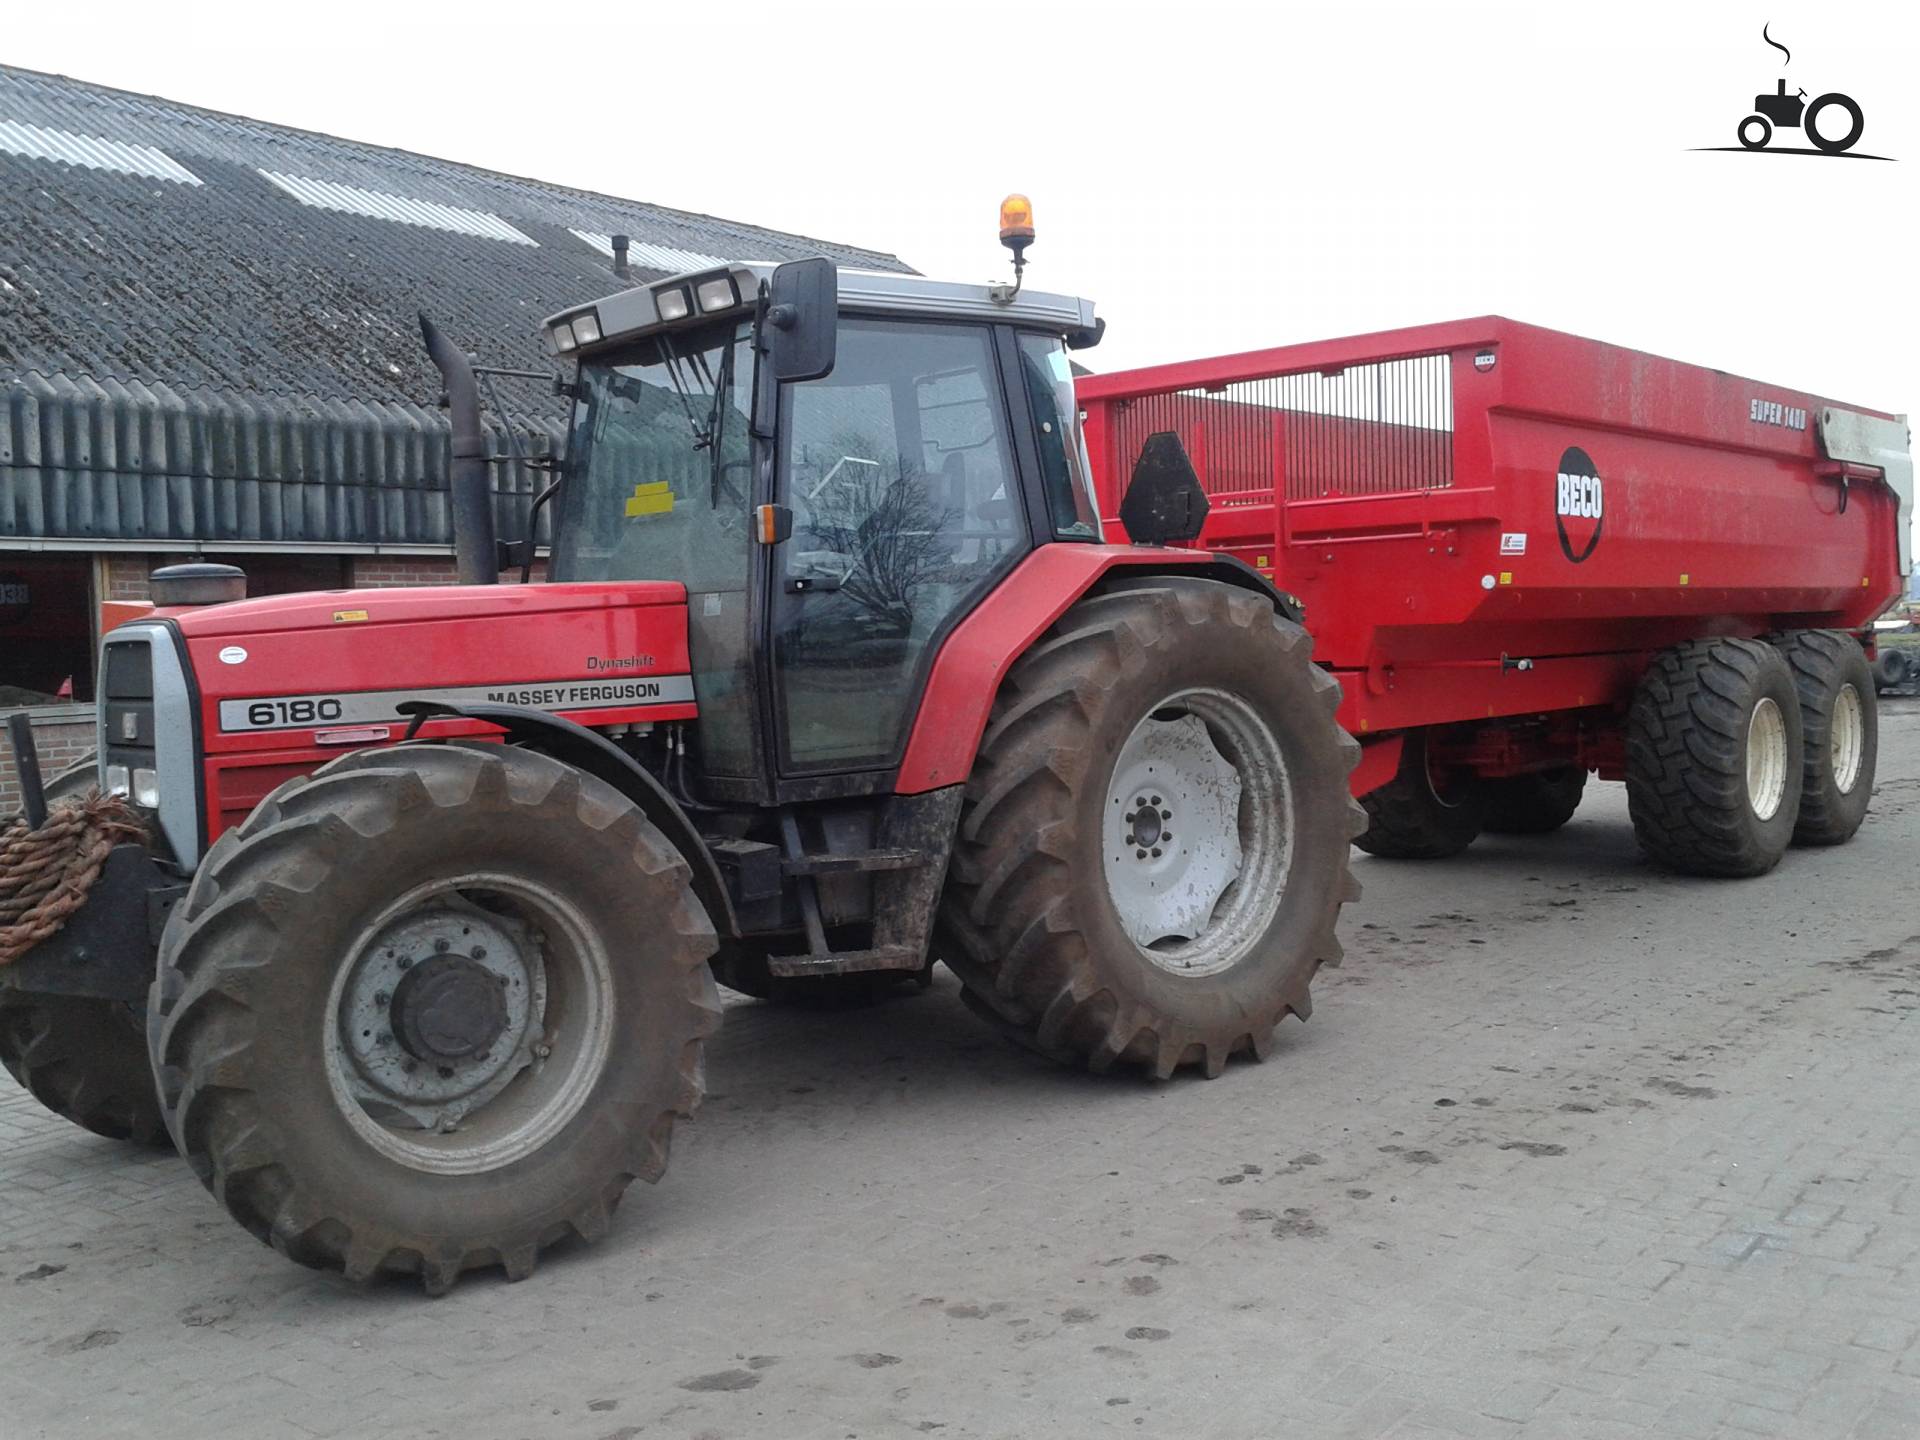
[1778, 629, 1876, 846]
[148, 743, 720, 1293]
[0, 752, 168, 1147]
[1355, 730, 1483, 858]
[1626, 638, 1803, 877]
[939, 576, 1362, 1079]
[1482, 768, 1587, 835]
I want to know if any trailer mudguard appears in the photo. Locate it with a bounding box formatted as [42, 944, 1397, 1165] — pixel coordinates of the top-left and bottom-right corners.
[397, 701, 737, 938]
[895, 544, 1303, 794]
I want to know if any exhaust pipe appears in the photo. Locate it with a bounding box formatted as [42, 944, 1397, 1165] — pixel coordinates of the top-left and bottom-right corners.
[420, 314, 497, 585]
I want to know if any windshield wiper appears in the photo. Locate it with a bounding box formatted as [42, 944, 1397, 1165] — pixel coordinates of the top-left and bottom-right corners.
[657, 334, 734, 453]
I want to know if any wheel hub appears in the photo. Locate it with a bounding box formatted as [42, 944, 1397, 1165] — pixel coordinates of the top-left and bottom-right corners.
[391, 955, 511, 1063]
[334, 902, 543, 1132]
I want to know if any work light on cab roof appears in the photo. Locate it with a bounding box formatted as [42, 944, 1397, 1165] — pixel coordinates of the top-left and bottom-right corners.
[544, 263, 755, 355]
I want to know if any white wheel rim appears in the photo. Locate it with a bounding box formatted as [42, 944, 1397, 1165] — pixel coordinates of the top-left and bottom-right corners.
[1101, 688, 1293, 977]
[322, 872, 614, 1176]
[1831, 683, 1864, 794]
[1747, 697, 1788, 822]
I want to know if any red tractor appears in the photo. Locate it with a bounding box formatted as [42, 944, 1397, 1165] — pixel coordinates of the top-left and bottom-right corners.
[0, 207, 1360, 1292]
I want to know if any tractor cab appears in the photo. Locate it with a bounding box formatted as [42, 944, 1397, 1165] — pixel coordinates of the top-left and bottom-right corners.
[535, 251, 1105, 800]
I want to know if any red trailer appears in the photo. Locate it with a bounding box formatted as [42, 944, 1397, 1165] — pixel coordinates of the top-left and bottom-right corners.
[1079, 318, 1914, 876]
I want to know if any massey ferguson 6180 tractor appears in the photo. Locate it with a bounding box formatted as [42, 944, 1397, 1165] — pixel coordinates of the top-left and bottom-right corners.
[0, 205, 1360, 1291]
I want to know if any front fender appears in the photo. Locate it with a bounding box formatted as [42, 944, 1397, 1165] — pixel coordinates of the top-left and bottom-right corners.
[398, 702, 738, 938]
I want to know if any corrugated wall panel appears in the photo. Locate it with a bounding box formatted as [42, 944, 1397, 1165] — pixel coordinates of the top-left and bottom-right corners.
[0, 371, 555, 548]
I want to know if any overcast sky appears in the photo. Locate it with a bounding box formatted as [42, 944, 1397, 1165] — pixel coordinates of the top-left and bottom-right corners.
[6, 0, 1916, 413]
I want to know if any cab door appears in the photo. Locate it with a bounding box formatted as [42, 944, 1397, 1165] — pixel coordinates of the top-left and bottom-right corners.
[769, 319, 1029, 778]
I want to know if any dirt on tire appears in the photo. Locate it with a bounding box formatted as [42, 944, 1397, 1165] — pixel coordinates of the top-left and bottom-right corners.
[147, 742, 720, 1294]
[939, 576, 1362, 1079]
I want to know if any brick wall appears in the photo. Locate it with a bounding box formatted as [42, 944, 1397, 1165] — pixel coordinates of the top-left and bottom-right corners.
[350, 556, 547, 587]
[103, 553, 155, 601]
[0, 711, 96, 817]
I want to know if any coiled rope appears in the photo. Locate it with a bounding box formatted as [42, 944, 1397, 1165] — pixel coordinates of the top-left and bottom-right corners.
[0, 791, 146, 966]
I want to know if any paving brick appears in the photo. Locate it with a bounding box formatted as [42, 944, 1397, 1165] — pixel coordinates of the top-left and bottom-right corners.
[10, 711, 1920, 1436]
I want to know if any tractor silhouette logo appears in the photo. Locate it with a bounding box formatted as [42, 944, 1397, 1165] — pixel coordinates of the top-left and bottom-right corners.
[1696, 25, 1891, 161]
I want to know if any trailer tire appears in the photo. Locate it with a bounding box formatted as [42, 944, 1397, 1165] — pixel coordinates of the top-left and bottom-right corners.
[1481, 768, 1588, 835]
[1354, 730, 1484, 858]
[1777, 630, 1877, 847]
[1626, 638, 1804, 877]
[148, 743, 720, 1294]
[0, 752, 168, 1147]
[1876, 649, 1909, 692]
[939, 576, 1363, 1079]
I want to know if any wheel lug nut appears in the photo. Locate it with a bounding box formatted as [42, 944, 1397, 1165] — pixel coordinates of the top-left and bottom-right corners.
[1151, 848, 1163, 858]
[403, 1060, 418, 1074]
[470, 946, 486, 959]
[374, 991, 390, 1006]
[396, 956, 413, 971]
[434, 938, 451, 953]
[1160, 808, 1172, 820]
[1136, 848, 1148, 860]
[437, 1065, 454, 1079]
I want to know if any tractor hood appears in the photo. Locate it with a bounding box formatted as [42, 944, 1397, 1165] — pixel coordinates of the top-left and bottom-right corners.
[165, 581, 688, 639]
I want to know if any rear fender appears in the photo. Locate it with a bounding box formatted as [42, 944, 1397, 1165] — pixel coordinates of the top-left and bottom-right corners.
[895, 545, 1304, 794]
[397, 702, 737, 938]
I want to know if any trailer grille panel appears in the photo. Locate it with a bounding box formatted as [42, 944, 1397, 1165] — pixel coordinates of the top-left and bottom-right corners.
[1108, 353, 1454, 504]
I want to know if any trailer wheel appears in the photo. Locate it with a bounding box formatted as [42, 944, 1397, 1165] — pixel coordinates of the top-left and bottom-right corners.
[0, 752, 168, 1147]
[1354, 730, 1484, 858]
[1777, 629, 1877, 846]
[1876, 648, 1909, 692]
[148, 743, 720, 1294]
[1481, 768, 1588, 835]
[939, 576, 1363, 1079]
[1626, 638, 1804, 877]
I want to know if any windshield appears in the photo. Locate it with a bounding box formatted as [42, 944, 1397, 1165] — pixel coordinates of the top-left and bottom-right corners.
[548, 321, 754, 587]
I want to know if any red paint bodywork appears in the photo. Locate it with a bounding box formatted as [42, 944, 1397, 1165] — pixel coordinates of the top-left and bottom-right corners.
[169, 583, 697, 843]
[895, 544, 1215, 793]
[1079, 317, 1905, 789]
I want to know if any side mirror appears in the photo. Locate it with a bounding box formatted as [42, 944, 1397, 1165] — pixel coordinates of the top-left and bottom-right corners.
[1119, 431, 1210, 545]
[764, 257, 837, 382]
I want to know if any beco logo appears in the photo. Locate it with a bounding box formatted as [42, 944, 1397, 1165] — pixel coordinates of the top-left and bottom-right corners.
[1694, 25, 1892, 162]
[1555, 448, 1604, 564]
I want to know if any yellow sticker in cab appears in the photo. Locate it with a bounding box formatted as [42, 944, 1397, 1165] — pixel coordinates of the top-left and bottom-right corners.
[626, 481, 674, 517]
[333, 609, 369, 623]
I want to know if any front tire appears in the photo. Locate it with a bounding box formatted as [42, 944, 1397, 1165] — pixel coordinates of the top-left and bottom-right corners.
[0, 752, 168, 1147]
[1626, 638, 1804, 877]
[1778, 629, 1876, 846]
[940, 576, 1362, 1079]
[148, 743, 720, 1293]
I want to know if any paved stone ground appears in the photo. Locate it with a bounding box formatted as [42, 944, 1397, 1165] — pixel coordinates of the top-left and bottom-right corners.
[7, 706, 1920, 1440]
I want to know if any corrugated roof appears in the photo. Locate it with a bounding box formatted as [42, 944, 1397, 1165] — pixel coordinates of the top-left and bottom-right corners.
[0, 64, 914, 548]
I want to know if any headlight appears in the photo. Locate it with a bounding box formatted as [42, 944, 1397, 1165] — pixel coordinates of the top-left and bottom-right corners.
[104, 763, 130, 797]
[570, 311, 602, 345]
[654, 285, 692, 322]
[132, 768, 159, 808]
[695, 275, 738, 313]
[550, 322, 578, 354]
